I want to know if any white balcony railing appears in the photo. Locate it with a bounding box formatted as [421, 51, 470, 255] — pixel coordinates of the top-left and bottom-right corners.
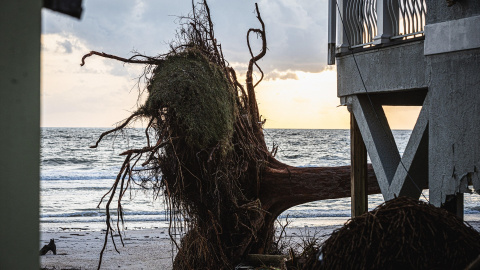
[328, 0, 426, 64]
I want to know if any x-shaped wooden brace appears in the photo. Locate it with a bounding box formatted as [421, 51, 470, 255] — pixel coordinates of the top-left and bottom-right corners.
[350, 92, 429, 201]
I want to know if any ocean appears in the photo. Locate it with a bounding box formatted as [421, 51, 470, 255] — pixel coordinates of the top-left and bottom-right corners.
[40, 128, 480, 232]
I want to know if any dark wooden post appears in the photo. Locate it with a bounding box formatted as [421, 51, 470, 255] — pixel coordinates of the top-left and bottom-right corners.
[351, 113, 368, 217]
[441, 193, 464, 221]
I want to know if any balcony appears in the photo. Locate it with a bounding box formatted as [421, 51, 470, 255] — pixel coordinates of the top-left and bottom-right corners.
[328, 0, 427, 64]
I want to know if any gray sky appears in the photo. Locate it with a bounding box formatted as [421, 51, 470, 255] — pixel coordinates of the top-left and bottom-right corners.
[41, 1, 419, 129]
[42, 0, 329, 74]
[41, 0, 350, 129]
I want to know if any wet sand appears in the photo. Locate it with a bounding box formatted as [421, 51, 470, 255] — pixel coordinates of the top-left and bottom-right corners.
[40, 221, 480, 269]
[40, 225, 340, 270]
[40, 229, 175, 270]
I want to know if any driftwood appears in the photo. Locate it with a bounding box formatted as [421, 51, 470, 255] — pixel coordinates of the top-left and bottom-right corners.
[242, 254, 288, 269]
[39, 239, 56, 255]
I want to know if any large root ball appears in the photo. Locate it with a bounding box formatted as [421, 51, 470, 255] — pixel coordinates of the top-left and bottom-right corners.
[141, 49, 236, 151]
[318, 197, 480, 270]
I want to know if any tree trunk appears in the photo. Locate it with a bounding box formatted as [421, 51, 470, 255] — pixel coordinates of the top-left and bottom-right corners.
[85, 4, 388, 268]
[247, 162, 380, 254]
[261, 163, 380, 218]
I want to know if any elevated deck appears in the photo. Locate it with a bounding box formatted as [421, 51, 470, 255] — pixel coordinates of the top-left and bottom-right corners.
[329, 0, 480, 218]
[337, 40, 426, 98]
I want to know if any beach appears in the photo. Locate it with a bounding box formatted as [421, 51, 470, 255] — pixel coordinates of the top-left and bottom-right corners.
[39, 128, 480, 269]
[40, 221, 480, 269]
[40, 229, 174, 270]
[40, 225, 341, 270]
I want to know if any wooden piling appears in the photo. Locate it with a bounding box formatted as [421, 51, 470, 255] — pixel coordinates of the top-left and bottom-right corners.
[442, 193, 464, 221]
[351, 113, 368, 217]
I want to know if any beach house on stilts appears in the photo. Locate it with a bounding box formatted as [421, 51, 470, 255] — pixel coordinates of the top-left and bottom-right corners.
[328, 0, 480, 218]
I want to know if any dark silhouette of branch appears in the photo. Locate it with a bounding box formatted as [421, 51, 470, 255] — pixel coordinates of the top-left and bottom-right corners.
[97, 153, 132, 270]
[80, 51, 159, 66]
[89, 112, 141, 148]
[245, 3, 267, 132]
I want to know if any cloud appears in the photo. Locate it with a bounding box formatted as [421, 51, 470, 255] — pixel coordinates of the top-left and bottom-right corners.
[42, 0, 329, 73]
[213, 0, 329, 74]
[42, 1, 190, 57]
[259, 0, 329, 73]
[265, 70, 299, 81]
[293, 97, 310, 103]
[41, 1, 337, 128]
[57, 39, 73, 53]
[108, 62, 130, 77]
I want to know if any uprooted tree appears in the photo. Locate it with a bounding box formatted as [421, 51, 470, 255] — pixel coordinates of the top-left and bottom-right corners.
[82, 2, 380, 269]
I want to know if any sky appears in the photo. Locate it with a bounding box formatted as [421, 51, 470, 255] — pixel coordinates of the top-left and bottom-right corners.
[41, 0, 420, 129]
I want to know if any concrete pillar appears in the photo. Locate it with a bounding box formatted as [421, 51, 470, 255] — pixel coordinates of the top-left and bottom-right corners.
[0, 1, 41, 269]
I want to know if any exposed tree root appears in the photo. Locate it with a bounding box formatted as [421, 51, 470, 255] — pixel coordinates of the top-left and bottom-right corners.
[317, 197, 480, 270]
[82, 2, 381, 269]
[80, 51, 159, 67]
[90, 112, 142, 149]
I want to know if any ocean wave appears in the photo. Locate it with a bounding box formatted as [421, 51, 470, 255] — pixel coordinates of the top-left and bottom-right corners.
[465, 208, 480, 215]
[41, 211, 103, 218]
[43, 184, 146, 190]
[40, 216, 169, 223]
[41, 170, 161, 181]
[42, 157, 96, 165]
[284, 154, 305, 159]
[44, 186, 117, 191]
[293, 164, 336, 168]
[41, 210, 167, 219]
[40, 212, 170, 224]
[279, 211, 350, 219]
[41, 175, 116, 181]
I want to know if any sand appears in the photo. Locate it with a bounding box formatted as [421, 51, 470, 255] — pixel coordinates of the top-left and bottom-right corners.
[40, 221, 480, 270]
[40, 229, 176, 270]
[40, 225, 339, 270]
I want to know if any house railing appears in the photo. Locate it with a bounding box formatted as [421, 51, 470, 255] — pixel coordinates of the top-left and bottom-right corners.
[328, 0, 427, 64]
[344, 0, 378, 48]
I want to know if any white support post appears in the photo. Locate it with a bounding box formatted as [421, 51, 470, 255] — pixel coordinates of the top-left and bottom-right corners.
[0, 2, 41, 269]
[374, 0, 397, 44]
[328, 0, 337, 64]
[336, 0, 350, 53]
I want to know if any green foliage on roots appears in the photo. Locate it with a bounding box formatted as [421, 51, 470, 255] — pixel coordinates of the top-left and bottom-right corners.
[141, 49, 236, 152]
